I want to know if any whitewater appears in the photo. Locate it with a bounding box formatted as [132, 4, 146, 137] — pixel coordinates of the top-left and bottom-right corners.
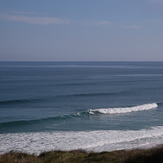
[88, 103, 158, 114]
[1, 126, 163, 154]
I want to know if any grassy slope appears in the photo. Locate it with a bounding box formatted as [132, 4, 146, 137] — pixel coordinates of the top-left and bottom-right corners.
[1, 145, 163, 163]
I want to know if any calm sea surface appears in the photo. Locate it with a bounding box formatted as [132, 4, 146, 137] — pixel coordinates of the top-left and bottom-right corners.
[1, 61, 163, 154]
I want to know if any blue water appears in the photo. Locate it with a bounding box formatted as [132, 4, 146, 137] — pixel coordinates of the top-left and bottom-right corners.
[1, 61, 163, 153]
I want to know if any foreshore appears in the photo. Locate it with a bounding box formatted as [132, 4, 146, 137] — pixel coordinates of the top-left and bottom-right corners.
[1, 144, 163, 163]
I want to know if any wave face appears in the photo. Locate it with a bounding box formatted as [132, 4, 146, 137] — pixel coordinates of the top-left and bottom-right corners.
[1, 126, 163, 154]
[0, 103, 158, 126]
[88, 103, 158, 115]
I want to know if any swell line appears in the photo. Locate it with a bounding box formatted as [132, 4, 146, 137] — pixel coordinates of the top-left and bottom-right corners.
[0, 98, 42, 105]
[0, 91, 127, 106]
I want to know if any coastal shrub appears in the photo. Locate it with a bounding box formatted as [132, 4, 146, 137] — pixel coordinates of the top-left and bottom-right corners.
[1, 146, 163, 163]
[0, 151, 42, 163]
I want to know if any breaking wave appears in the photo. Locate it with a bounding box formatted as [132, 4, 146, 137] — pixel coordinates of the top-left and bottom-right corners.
[88, 103, 158, 115]
[0, 103, 158, 132]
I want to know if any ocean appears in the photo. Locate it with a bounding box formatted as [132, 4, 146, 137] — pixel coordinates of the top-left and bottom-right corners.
[0, 61, 163, 154]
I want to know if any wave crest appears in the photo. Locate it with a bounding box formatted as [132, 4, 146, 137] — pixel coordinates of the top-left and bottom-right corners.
[88, 103, 158, 115]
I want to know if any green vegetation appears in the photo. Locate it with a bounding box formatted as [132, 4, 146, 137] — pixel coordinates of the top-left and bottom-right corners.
[1, 145, 163, 163]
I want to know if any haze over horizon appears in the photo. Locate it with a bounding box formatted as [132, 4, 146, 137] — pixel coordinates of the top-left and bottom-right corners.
[0, 0, 163, 61]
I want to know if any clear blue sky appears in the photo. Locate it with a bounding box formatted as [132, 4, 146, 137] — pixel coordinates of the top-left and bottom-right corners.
[0, 0, 163, 61]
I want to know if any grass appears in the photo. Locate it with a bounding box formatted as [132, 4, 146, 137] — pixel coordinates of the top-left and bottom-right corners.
[1, 145, 163, 163]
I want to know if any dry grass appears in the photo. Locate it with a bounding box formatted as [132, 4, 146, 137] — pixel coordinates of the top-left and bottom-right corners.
[0, 151, 42, 163]
[1, 145, 163, 163]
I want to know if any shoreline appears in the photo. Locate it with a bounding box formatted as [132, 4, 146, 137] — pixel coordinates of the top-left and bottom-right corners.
[1, 144, 163, 163]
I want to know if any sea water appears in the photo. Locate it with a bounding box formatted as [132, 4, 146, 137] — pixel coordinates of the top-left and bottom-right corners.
[0, 61, 163, 154]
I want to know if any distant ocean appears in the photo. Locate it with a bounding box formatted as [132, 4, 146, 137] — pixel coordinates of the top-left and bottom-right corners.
[1, 61, 163, 154]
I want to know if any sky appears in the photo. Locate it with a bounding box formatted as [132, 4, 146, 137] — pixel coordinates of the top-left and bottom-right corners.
[0, 0, 163, 61]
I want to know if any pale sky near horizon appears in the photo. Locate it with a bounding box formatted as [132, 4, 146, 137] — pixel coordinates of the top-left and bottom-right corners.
[0, 0, 163, 61]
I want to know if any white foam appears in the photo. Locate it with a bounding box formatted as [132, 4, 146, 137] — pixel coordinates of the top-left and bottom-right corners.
[88, 103, 158, 114]
[1, 126, 163, 155]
